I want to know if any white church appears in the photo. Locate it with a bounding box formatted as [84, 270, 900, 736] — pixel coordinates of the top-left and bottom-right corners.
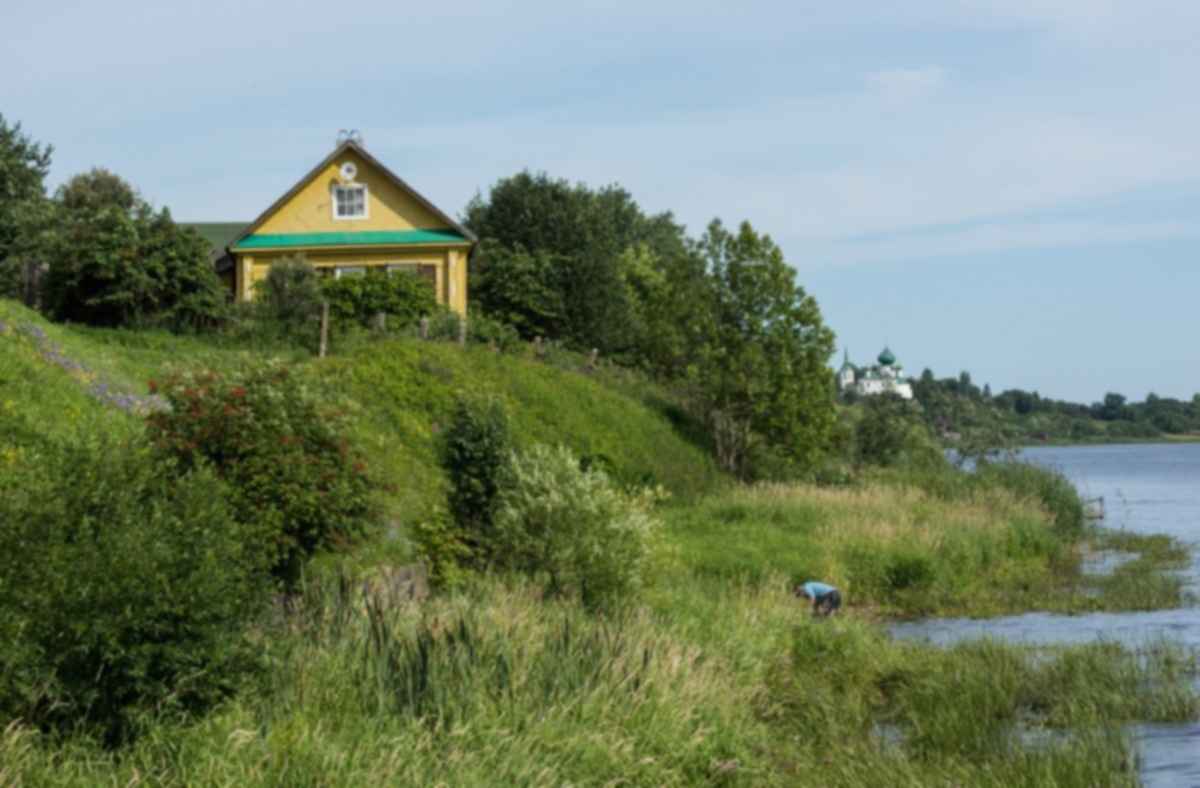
[837, 347, 914, 400]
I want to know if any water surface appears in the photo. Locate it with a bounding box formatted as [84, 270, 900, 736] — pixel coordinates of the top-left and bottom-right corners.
[891, 443, 1200, 787]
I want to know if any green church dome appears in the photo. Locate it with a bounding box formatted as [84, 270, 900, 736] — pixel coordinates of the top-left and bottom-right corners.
[877, 346, 896, 366]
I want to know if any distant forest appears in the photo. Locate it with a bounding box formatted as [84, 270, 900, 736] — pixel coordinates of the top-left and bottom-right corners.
[901, 370, 1200, 445]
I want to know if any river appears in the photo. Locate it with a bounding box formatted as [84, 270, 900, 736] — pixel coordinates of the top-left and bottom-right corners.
[891, 442, 1200, 787]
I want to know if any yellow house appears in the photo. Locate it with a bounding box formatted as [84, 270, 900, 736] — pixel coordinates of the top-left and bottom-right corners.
[215, 139, 475, 316]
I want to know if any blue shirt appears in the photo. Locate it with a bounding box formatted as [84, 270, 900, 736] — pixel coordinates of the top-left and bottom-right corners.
[803, 581, 836, 599]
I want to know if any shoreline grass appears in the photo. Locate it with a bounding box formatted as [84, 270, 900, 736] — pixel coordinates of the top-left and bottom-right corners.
[661, 480, 1189, 619]
[2, 577, 1194, 786]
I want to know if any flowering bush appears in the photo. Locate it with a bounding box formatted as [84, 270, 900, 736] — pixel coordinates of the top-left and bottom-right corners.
[146, 361, 378, 583]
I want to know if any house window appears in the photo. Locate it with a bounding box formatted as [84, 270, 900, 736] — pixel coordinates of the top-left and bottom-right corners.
[387, 263, 437, 284]
[332, 185, 368, 220]
[334, 266, 366, 279]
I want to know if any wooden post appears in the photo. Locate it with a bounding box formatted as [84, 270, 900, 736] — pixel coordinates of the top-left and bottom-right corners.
[419, 317, 429, 340]
[534, 336, 544, 359]
[372, 311, 387, 332]
[457, 315, 467, 346]
[319, 301, 329, 358]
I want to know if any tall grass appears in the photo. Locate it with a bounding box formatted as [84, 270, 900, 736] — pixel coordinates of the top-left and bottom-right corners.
[662, 476, 1184, 617]
[2, 576, 1193, 786]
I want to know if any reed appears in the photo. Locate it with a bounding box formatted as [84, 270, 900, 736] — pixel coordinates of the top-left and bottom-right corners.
[3, 575, 1193, 786]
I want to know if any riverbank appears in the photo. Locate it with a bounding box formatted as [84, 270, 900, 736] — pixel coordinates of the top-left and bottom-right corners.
[662, 473, 1190, 620]
[4, 577, 1193, 787]
[1021, 434, 1200, 448]
[5, 464, 1195, 786]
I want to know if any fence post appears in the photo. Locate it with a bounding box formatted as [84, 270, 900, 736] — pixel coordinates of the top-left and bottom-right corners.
[319, 301, 329, 358]
[419, 317, 429, 340]
[457, 314, 467, 346]
[372, 311, 387, 332]
[588, 348, 599, 370]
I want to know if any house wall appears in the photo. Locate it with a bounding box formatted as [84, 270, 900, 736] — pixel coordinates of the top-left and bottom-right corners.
[234, 246, 469, 316]
[256, 149, 446, 235]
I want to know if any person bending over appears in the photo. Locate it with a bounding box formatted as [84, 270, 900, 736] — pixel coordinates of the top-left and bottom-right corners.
[795, 580, 841, 617]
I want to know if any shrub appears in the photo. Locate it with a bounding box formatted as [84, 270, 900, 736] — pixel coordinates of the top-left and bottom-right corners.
[0, 438, 268, 745]
[410, 506, 474, 590]
[438, 395, 512, 563]
[255, 254, 323, 326]
[492, 444, 660, 609]
[854, 394, 928, 468]
[419, 310, 523, 352]
[321, 268, 436, 329]
[465, 311, 522, 352]
[146, 361, 378, 583]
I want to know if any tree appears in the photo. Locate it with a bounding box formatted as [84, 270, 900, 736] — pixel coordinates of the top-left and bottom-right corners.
[688, 220, 836, 477]
[855, 393, 924, 467]
[0, 115, 54, 302]
[41, 169, 228, 329]
[57, 167, 136, 215]
[468, 240, 567, 339]
[1094, 392, 1130, 422]
[463, 171, 689, 358]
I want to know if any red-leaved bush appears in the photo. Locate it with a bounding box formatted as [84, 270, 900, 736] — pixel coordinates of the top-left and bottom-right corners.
[147, 361, 377, 583]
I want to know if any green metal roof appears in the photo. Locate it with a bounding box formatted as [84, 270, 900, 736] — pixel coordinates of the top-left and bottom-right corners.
[232, 229, 470, 251]
[180, 222, 250, 257]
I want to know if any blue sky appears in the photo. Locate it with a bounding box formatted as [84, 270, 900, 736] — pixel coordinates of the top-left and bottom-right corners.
[4, 1, 1199, 402]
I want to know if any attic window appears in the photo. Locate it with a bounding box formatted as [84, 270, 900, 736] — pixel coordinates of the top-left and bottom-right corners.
[333, 184, 368, 220]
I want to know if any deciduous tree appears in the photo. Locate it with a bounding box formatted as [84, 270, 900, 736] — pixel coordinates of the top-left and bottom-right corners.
[688, 220, 836, 477]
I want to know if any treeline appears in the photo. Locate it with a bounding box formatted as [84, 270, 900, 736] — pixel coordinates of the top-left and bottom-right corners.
[0, 121, 227, 329]
[911, 368, 1200, 444]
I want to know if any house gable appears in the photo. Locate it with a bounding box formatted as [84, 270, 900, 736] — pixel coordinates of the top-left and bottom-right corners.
[255, 148, 443, 235]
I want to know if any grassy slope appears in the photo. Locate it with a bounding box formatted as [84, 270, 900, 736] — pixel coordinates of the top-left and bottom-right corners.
[0, 306, 138, 448]
[0, 298, 723, 521]
[321, 339, 724, 518]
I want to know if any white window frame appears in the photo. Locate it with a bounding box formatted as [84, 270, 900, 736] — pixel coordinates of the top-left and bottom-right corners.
[331, 184, 369, 221]
[333, 266, 366, 279]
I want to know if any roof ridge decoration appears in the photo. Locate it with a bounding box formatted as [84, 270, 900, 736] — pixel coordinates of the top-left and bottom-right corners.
[226, 139, 477, 253]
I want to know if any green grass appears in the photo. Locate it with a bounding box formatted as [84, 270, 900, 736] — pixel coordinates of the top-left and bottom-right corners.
[1, 577, 1194, 787]
[0, 309, 138, 448]
[659, 481, 1187, 618]
[0, 298, 724, 521]
[319, 337, 724, 521]
[4, 298, 1197, 784]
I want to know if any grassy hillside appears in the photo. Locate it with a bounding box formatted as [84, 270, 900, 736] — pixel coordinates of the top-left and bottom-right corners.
[5, 297, 1196, 785]
[0, 298, 724, 522]
[321, 339, 724, 517]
